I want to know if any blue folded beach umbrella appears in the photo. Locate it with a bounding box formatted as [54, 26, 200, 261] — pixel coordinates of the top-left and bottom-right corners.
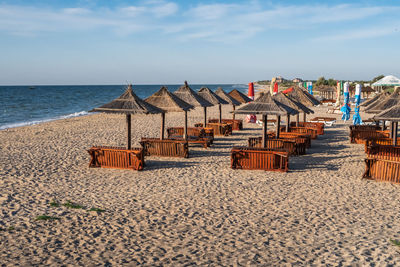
[340, 82, 351, 121]
[352, 84, 362, 125]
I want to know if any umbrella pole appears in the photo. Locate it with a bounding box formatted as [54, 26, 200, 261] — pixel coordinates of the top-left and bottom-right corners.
[232, 105, 236, 121]
[303, 113, 306, 122]
[286, 114, 290, 132]
[203, 107, 207, 127]
[219, 104, 222, 123]
[276, 115, 281, 139]
[262, 114, 267, 148]
[184, 110, 188, 140]
[296, 113, 299, 127]
[390, 122, 393, 139]
[160, 113, 165, 140]
[126, 114, 131, 150]
[383, 120, 386, 130]
[394, 122, 398, 146]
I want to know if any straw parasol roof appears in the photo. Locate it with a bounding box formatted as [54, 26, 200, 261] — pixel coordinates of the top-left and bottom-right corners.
[273, 92, 313, 115]
[228, 89, 252, 104]
[215, 87, 241, 106]
[286, 86, 321, 107]
[365, 88, 400, 113]
[234, 92, 296, 115]
[374, 104, 400, 122]
[272, 93, 299, 115]
[173, 81, 213, 107]
[198, 87, 229, 105]
[145, 86, 194, 112]
[314, 85, 336, 92]
[90, 84, 164, 149]
[91, 85, 164, 114]
[360, 91, 389, 107]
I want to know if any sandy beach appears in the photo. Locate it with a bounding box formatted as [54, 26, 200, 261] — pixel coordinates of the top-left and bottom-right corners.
[1, 105, 400, 266]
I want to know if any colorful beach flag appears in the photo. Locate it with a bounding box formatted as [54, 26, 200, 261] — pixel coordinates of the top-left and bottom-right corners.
[352, 84, 362, 125]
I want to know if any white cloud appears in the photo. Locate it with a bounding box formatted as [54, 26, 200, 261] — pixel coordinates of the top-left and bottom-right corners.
[0, 2, 398, 43]
[314, 27, 400, 42]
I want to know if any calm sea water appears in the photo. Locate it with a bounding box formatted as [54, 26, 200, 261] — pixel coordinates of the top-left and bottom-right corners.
[0, 84, 248, 130]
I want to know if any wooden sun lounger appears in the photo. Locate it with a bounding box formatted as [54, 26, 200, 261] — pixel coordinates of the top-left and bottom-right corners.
[140, 138, 189, 158]
[231, 146, 288, 172]
[167, 135, 212, 148]
[290, 122, 324, 135]
[365, 138, 400, 153]
[88, 146, 144, 171]
[195, 122, 232, 136]
[268, 131, 311, 149]
[349, 129, 390, 144]
[349, 125, 381, 131]
[248, 137, 304, 156]
[364, 145, 400, 183]
[208, 119, 243, 131]
[167, 127, 213, 145]
[281, 126, 318, 139]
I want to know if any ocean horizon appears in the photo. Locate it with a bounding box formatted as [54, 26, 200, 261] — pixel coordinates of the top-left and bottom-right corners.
[0, 84, 248, 130]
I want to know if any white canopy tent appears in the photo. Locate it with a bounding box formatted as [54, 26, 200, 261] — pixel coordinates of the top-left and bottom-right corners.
[372, 75, 400, 92]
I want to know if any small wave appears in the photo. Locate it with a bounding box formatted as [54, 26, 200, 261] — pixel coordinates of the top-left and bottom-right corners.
[0, 111, 89, 130]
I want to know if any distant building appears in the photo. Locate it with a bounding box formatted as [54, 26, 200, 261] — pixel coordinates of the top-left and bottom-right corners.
[275, 76, 286, 83]
[292, 78, 303, 83]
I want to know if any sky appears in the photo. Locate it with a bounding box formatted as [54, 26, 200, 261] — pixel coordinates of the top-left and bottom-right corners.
[0, 0, 400, 85]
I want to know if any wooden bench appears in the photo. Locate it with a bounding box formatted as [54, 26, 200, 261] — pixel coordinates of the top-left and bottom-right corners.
[268, 131, 311, 149]
[140, 138, 189, 158]
[231, 146, 289, 172]
[364, 145, 400, 183]
[365, 138, 400, 152]
[167, 127, 213, 146]
[349, 125, 381, 131]
[248, 137, 302, 156]
[349, 129, 389, 144]
[195, 122, 232, 136]
[208, 119, 243, 130]
[88, 146, 144, 171]
[286, 126, 318, 139]
[291, 122, 324, 135]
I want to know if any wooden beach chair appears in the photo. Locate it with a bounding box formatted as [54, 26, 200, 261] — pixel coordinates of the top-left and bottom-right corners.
[231, 146, 289, 172]
[248, 137, 302, 156]
[195, 122, 232, 136]
[364, 145, 400, 183]
[281, 126, 318, 139]
[167, 127, 213, 147]
[208, 119, 243, 131]
[349, 129, 390, 144]
[290, 122, 324, 135]
[140, 138, 189, 158]
[88, 146, 144, 171]
[268, 131, 311, 149]
[364, 138, 400, 153]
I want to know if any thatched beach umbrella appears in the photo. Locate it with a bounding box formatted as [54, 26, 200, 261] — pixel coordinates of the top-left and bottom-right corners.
[215, 87, 241, 121]
[228, 89, 252, 104]
[374, 104, 400, 145]
[90, 84, 165, 149]
[145, 86, 193, 140]
[173, 81, 213, 127]
[273, 92, 313, 128]
[286, 86, 320, 122]
[234, 92, 296, 147]
[198, 87, 229, 123]
[365, 88, 400, 114]
[360, 91, 389, 107]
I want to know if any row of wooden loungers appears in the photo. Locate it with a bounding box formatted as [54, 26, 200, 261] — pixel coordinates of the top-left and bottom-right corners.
[231, 123, 325, 172]
[88, 119, 245, 171]
[349, 125, 400, 183]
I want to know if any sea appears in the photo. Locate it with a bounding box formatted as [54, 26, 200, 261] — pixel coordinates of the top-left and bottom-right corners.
[0, 84, 248, 130]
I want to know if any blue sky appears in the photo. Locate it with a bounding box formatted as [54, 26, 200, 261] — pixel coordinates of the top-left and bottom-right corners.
[1, 0, 399, 85]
